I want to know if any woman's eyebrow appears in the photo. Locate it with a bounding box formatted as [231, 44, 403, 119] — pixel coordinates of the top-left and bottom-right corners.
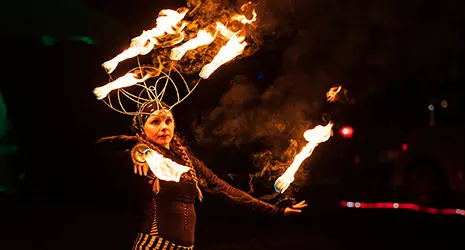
[148, 116, 162, 121]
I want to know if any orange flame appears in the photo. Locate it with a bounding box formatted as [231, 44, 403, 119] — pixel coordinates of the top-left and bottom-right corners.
[274, 123, 334, 193]
[199, 32, 247, 79]
[101, 2, 257, 82]
[326, 86, 342, 102]
[232, 9, 257, 24]
[102, 8, 189, 74]
[170, 29, 216, 61]
[93, 73, 151, 100]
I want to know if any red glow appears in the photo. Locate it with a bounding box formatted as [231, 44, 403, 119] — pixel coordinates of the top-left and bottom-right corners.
[340, 200, 465, 216]
[339, 126, 353, 138]
[401, 143, 408, 151]
[354, 155, 361, 165]
[429, 121, 435, 127]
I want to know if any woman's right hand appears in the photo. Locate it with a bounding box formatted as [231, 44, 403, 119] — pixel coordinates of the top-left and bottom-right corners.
[134, 163, 150, 176]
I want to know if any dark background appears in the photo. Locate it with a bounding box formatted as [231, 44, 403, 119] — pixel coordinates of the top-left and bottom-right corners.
[1, 0, 464, 249]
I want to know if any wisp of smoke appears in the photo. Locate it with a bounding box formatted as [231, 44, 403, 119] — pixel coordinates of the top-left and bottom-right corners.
[191, 0, 462, 196]
[146, 0, 264, 75]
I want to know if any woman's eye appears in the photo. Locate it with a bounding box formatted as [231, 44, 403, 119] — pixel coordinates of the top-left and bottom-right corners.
[152, 120, 161, 125]
[166, 119, 172, 124]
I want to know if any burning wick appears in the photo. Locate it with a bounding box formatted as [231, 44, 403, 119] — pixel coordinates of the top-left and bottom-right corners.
[274, 123, 334, 193]
[170, 30, 216, 60]
[199, 33, 247, 79]
[102, 5, 256, 78]
[95, 2, 260, 115]
[93, 73, 151, 100]
[143, 149, 191, 182]
[102, 37, 157, 74]
[102, 8, 189, 74]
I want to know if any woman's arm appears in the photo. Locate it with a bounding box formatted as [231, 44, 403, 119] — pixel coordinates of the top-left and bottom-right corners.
[190, 155, 285, 216]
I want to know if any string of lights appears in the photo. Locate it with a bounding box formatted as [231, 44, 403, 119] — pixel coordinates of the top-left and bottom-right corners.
[340, 200, 465, 216]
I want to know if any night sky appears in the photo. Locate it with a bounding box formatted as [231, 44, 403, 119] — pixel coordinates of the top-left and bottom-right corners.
[1, 0, 464, 249]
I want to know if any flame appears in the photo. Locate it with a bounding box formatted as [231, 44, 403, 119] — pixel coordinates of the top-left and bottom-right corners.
[97, 2, 259, 101]
[144, 149, 191, 182]
[93, 73, 151, 100]
[196, 22, 249, 79]
[215, 22, 237, 39]
[274, 123, 334, 193]
[326, 86, 342, 102]
[101, 4, 257, 75]
[199, 33, 247, 79]
[232, 9, 257, 24]
[102, 8, 189, 74]
[171, 21, 250, 77]
[170, 30, 216, 61]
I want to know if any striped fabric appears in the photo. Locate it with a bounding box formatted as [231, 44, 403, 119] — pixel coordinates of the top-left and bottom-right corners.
[150, 198, 158, 235]
[132, 233, 194, 250]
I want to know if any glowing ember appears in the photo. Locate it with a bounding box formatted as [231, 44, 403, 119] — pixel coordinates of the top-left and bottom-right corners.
[93, 73, 151, 100]
[274, 123, 334, 193]
[326, 86, 342, 102]
[144, 149, 191, 182]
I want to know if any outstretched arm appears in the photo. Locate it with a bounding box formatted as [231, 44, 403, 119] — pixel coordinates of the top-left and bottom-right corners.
[129, 152, 307, 215]
[190, 155, 286, 216]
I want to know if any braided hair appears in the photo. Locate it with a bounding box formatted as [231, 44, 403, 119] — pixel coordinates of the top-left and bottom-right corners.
[170, 134, 204, 201]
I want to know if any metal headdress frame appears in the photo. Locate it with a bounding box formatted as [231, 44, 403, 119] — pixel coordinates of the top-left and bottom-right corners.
[99, 59, 201, 117]
[93, 2, 258, 117]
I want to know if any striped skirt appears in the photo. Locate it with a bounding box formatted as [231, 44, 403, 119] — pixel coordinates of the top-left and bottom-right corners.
[132, 233, 194, 250]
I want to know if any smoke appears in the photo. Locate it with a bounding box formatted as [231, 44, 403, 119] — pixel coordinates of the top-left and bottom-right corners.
[147, 0, 264, 75]
[190, 0, 462, 195]
[193, 68, 329, 146]
[191, 33, 333, 195]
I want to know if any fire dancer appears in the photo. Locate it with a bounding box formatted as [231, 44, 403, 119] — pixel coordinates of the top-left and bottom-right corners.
[98, 100, 307, 250]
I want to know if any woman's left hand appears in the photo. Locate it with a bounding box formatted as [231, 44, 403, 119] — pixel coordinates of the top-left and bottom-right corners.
[284, 200, 308, 216]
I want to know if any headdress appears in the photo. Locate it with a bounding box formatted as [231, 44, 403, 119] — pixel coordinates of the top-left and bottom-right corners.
[92, 1, 259, 118]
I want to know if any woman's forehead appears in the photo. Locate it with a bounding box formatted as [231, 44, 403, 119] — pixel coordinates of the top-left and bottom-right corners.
[148, 109, 173, 119]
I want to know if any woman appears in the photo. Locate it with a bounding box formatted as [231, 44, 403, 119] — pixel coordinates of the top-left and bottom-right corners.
[101, 100, 306, 250]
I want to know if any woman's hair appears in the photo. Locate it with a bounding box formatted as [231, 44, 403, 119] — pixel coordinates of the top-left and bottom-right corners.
[171, 134, 204, 201]
[131, 101, 171, 134]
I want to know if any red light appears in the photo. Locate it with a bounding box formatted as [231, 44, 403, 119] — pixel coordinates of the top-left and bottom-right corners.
[354, 155, 361, 165]
[339, 126, 353, 138]
[340, 200, 465, 216]
[401, 143, 408, 151]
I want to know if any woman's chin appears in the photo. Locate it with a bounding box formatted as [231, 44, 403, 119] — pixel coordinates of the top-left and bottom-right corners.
[155, 139, 171, 148]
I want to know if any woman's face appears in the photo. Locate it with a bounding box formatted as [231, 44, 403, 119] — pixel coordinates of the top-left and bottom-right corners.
[143, 109, 175, 149]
